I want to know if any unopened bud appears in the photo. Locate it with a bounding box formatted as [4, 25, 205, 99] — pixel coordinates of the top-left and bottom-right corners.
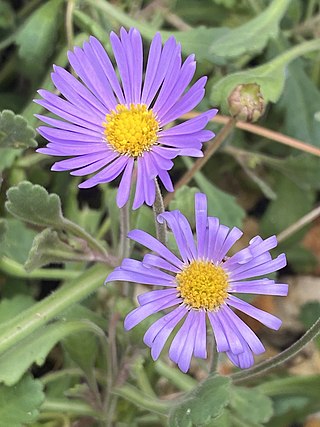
[228, 83, 265, 122]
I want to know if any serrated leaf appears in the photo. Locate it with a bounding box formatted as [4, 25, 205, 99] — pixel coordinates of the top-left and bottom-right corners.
[183, 158, 245, 228]
[24, 228, 92, 272]
[0, 374, 44, 427]
[209, 0, 291, 59]
[211, 39, 320, 113]
[230, 386, 273, 424]
[16, 0, 63, 75]
[0, 320, 103, 386]
[0, 110, 37, 149]
[6, 181, 65, 228]
[169, 375, 231, 427]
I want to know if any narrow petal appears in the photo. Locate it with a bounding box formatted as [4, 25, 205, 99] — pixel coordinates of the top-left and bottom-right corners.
[193, 310, 207, 358]
[207, 311, 230, 353]
[138, 289, 178, 305]
[229, 280, 288, 296]
[195, 193, 208, 259]
[227, 295, 282, 330]
[143, 253, 181, 273]
[128, 229, 184, 269]
[229, 253, 287, 281]
[116, 157, 134, 208]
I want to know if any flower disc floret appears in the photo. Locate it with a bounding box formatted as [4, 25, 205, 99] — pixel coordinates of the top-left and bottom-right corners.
[177, 261, 228, 310]
[104, 104, 159, 157]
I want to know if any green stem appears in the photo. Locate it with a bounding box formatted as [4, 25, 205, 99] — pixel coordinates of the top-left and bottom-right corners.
[0, 264, 109, 355]
[41, 398, 101, 418]
[152, 178, 167, 245]
[0, 256, 80, 280]
[154, 360, 196, 392]
[113, 384, 170, 415]
[63, 218, 118, 266]
[231, 316, 320, 384]
[119, 203, 130, 259]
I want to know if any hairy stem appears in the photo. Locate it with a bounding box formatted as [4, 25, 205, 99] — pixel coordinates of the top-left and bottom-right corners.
[152, 178, 167, 245]
[231, 316, 320, 384]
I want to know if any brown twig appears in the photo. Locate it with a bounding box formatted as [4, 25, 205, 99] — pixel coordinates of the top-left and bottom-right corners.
[164, 117, 236, 206]
[277, 205, 320, 244]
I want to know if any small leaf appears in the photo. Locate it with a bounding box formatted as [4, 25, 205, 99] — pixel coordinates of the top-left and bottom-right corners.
[0, 374, 44, 427]
[0, 219, 7, 247]
[209, 0, 291, 59]
[16, 0, 63, 75]
[6, 181, 65, 228]
[230, 386, 274, 424]
[0, 320, 104, 386]
[211, 39, 320, 113]
[0, 148, 20, 173]
[169, 375, 231, 426]
[0, 110, 37, 149]
[24, 228, 92, 272]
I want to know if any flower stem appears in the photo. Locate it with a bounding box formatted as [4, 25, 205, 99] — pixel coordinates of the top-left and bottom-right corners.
[119, 202, 130, 259]
[152, 178, 167, 245]
[231, 316, 320, 384]
[63, 218, 118, 266]
[164, 117, 236, 207]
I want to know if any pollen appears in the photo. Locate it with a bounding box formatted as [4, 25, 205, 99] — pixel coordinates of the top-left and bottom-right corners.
[103, 104, 159, 157]
[176, 260, 229, 311]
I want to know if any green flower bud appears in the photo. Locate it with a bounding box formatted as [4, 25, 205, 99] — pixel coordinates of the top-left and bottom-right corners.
[228, 83, 265, 122]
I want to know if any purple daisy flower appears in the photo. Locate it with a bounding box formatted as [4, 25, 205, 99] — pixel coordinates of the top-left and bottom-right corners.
[106, 193, 288, 372]
[35, 28, 217, 209]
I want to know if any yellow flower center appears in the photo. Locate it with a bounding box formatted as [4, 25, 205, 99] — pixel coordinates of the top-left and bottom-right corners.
[103, 104, 159, 157]
[176, 261, 229, 310]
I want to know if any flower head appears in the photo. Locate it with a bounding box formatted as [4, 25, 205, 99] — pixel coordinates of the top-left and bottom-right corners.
[106, 193, 288, 372]
[35, 28, 217, 208]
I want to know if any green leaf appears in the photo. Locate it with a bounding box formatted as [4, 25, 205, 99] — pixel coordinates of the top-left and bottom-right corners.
[277, 61, 320, 146]
[16, 0, 63, 75]
[0, 147, 20, 173]
[24, 228, 94, 272]
[0, 374, 44, 427]
[169, 186, 198, 228]
[207, 410, 231, 427]
[0, 295, 34, 326]
[169, 375, 231, 427]
[0, 1, 15, 30]
[6, 181, 65, 228]
[299, 301, 320, 330]
[183, 158, 245, 228]
[0, 219, 7, 248]
[260, 173, 315, 237]
[0, 110, 37, 149]
[2, 219, 37, 264]
[230, 386, 273, 424]
[211, 38, 320, 113]
[209, 0, 291, 59]
[0, 320, 104, 386]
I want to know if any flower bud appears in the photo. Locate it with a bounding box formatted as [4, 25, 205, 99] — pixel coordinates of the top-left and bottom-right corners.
[228, 83, 265, 122]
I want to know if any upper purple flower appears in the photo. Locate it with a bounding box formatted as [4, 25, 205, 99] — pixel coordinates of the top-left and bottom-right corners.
[35, 28, 217, 208]
[106, 193, 288, 372]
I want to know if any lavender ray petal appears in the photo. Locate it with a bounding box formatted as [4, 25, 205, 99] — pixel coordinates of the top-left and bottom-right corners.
[70, 157, 119, 176]
[207, 311, 230, 352]
[110, 30, 132, 103]
[89, 36, 125, 104]
[141, 33, 162, 104]
[78, 155, 128, 188]
[35, 114, 102, 135]
[215, 307, 244, 355]
[51, 151, 112, 171]
[142, 254, 181, 273]
[38, 127, 103, 143]
[116, 157, 134, 208]
[106, 269, 175, 287]
[206, 217, 220, 260]
[152, 146, 180, 159]
[138, 289, 178, 305]
[227, 295, 283, 330]
[229, 253, 287, 281]
[177, 310, 198, 372]
[193, 310, 207, 358]
[132, 158, 146, 210]
[124, 294, 180, 330]
[158, 169, 174, 192]
[169, 310, 194, 364]
[229, 281, 288, 296]
[127, 229, 183, 268]
[195, 193, 208, 259]
[217, 227, 243, 262]
[159, 109, 217, 137]
[212, 224, 229, 261]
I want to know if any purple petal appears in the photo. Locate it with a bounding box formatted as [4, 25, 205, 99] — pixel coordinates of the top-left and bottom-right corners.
[195, 193, 208, 259]
[159, 109, 217, 137]
[216, 227, 243, 262]
[206, 217, 220, 260]
[141, 32, 162, 105]
[142, 253, 181, 273]
[193, 310, 207, 359]
[138, 289, 178, 305]
[124, 293, 180, 330]
[51, 150, 114, 171]
[168, 310, 195, 372]
[207, 311, 230, 352]
[146, 306, 187, 360]
[227, 295, 282, 330]
[229, 279, 288, 296]
[110, 30, 132, 103]
[128, 229, 184, 269]
[158, 169, 174, 192]
[229, 253, 287, 281]
[215, 307, 244, 355]
[177, 310, 199, 372]
[116, 157, 134, 208]
[227, 337, 254, 369]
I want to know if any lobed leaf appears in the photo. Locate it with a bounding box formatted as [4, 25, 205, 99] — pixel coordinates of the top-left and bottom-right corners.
[169, 375, 231, 427]
[0, 374, 44, 427]
[209, 0, 291, 59]
[0, 110, 37, 149]
[5, 181, 64, 228]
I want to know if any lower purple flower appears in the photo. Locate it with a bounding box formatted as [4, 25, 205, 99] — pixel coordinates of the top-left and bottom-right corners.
[106, 193, 288, 372]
